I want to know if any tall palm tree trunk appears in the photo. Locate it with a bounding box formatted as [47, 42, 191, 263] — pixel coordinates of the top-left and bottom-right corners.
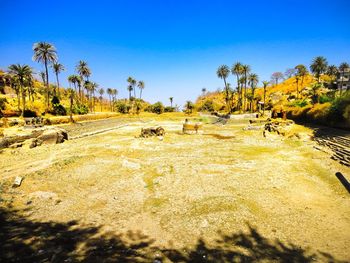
[44, 59, 50, 111]
[223, 78, 230, 112]
[55, 72, 60, 98]
[140, 89, 142, 100]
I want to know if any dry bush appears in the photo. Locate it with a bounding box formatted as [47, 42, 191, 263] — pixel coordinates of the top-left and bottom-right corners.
[306, 103, 331, 123]
[286, 105, 312, 121]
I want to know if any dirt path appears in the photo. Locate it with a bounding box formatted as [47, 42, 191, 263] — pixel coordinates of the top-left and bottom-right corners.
[0, 118, 349, 262]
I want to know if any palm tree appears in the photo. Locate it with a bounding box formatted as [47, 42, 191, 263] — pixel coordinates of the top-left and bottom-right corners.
[232, 62, 244, 112]
[39, 71, 46, 86]
[169, 97, 174, 107]
[33, 42, 57, 110]
[76, 60, 91, 81]
[339, 62, 349, 95]
[127, 77, 137, 99]
[242, 65, 251, 112]
[107, 88, 113, 111]
[111, 89, 118, 111]
[248, 73, 259, 112]
[262, 81, 269, 115]
[52, 62, 64, 98]
[98, 88, 104, 112]
[295, 64, 308, 98]
[327, 65, 338, 81]
[67, 88, 75, 122]
[310, 56, 328, 83]
[185, 100, 194, 114]
[90, 82, 98, 112]
[201, 88, 207, 96]
[68, 75, 77, 94]
[216, 65, 231, 112]
[138, 80, 145, 99]
[8, 64, 33, 117]
[76, 60, 91, 102]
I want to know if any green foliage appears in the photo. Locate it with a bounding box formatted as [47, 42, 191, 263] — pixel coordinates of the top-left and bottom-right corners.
[164, 106, 175, 112]
[50, 96, 67, 116]
[51, 104, 67, 116]
[72, 104, 88, 115]
[289, 99, 309, 108]
[319, 95, 333, 104]
[150, 102, 164, 114]
[115, 101, 131, 114]
[198, 100, 214, 112]
[327, 94, 350, 123]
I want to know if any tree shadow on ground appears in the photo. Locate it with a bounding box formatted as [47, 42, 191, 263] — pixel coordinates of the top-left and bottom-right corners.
[0, 207, 347, 263]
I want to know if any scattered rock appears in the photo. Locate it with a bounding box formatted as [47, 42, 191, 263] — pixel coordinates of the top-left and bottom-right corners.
[9, 142, 23, 148]
[140, 126, 165, 138]
[13, 176, 23, 187]
[38, 128, 68, 144]
[0, 126, 68, 150]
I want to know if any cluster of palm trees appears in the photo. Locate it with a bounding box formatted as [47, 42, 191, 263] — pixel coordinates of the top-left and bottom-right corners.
[3, 41, 127, 117]
[67, 60, 102, 112]
[126, 77, 145, 100]
[217, 63, 263, 113]
[291, 57, 348, 100]
[5, 42, 64, 116]
[216, 57, 349, 114]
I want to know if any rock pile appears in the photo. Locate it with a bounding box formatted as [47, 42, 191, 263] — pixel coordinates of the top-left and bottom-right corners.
[0, 126, 68, 150]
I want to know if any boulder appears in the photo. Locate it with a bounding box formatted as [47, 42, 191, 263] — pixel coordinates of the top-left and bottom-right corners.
[0, 127, 68, 149]
[38, 128, 68, 144]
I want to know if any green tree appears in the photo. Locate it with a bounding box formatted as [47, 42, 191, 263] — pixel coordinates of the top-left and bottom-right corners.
[111, 89, 118, 111]
[327, 65, 338, 82]
[216, 65, 231, 112]
[185, 100, 194, 114]
[32, 42, 57, 110]
[52, 62, 65, 98]
[107, 88, 113, 111]
[242, 64, 251, 111]
[138, 80, 145, 99]
[127, 77, 136, 100]
[295, 64, 308, 98]
[248, 73, 259, 112]
[310, 56, 328, 83]
[76, 60, 91, 102]
[8, 64, 34, 117]
[232, 62, 244, 112]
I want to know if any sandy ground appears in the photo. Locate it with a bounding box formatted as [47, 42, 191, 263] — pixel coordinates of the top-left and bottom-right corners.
[0, 116, 350, 262]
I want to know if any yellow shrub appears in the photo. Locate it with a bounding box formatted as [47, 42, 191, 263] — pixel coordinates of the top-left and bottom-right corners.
[306, 103, 331, 122]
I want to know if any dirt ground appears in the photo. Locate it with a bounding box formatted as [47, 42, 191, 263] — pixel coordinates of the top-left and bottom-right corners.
[1, 115, 350, 262]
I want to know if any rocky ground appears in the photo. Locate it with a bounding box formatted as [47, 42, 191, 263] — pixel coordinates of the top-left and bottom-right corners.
[0, 115, 349, 262]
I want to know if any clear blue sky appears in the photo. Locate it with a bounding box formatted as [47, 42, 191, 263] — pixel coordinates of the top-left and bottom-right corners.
[1, 0, 350, 107]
